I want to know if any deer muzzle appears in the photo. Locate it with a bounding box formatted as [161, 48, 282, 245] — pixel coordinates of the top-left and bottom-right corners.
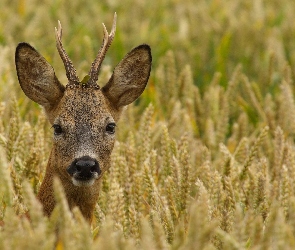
[67, 156, 101, 187]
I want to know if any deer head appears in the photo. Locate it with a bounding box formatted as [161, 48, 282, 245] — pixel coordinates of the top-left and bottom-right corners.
[15, 14, 152, 222]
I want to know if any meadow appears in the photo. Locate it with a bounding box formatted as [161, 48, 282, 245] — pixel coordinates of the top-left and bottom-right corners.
[1, 0, 295, 249]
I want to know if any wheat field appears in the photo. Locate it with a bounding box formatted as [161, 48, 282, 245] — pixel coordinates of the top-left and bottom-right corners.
[1, 0, 295, 249]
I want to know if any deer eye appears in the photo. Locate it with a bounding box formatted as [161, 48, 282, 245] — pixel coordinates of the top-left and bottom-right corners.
[106, 123, 116, 134]
[52, 124, 63, 136]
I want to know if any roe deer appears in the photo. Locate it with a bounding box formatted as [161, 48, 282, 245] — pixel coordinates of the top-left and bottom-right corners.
[15, 14, 152, 223]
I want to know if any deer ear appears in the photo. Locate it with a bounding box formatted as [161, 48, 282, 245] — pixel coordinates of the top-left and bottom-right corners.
[15, 43, 65, 111]
[102, 44, 152, 108]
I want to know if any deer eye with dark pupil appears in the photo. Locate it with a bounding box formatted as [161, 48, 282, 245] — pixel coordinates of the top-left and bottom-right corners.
[106, 123, 116, 134]
[53, 125, 63, 135]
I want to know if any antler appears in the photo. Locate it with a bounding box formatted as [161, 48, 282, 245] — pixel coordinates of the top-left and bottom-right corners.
[88, 13, 117, 86]
[55, 21, 80, 85]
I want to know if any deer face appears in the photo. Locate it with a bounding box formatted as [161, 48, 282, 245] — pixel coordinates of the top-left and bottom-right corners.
[15, 15, 151, 189]
[51, 88, 117, 187]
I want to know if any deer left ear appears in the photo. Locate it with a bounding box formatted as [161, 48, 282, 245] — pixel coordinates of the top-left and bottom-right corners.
[15, 42, 65, 111]
[102, 44, 152, 108]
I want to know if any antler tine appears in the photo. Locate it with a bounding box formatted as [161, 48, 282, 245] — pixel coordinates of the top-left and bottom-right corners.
[55, 21, 79, 84]
[88, 13, 117, 85]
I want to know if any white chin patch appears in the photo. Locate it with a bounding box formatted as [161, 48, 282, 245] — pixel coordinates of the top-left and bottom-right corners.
[72, 178, 95, 187]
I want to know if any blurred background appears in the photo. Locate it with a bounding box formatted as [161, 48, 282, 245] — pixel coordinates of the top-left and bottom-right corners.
[2, 0, 295, 97]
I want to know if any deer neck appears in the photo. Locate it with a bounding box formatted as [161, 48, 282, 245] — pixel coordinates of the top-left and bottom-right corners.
[37, 149, 101, 223]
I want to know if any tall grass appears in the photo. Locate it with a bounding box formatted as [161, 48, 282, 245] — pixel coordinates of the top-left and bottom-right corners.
[2, 0, 295, 249]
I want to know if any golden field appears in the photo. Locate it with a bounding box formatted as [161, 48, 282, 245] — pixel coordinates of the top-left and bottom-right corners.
[1, 0, 295, 249]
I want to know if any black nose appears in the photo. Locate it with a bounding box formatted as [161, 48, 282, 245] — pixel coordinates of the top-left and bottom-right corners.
[67, 156, 101, 179]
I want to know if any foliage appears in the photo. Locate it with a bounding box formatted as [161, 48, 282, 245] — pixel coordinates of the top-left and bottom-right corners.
[2, 0, 295, 249]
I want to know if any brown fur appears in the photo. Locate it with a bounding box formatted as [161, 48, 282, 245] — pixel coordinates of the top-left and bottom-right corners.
[15, 23, 151, 223]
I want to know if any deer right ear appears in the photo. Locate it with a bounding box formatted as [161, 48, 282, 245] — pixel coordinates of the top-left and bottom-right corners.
[102, 44, 152, 108]
[15, 43, 65, 111]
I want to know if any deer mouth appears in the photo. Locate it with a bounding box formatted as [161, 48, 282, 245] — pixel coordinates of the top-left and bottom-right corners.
[71, 173, 99, 187]
[67, 156, 101, 187]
